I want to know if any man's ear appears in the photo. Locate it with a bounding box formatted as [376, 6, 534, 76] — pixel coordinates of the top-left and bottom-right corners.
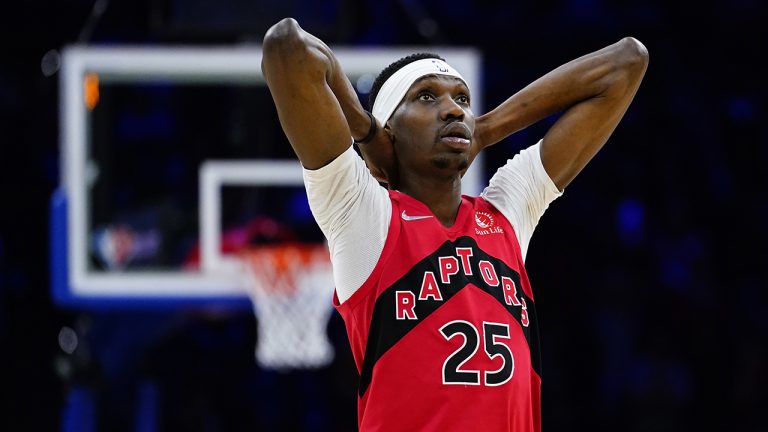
[358, 123, 398, 187]
[384, 123, 394, 141]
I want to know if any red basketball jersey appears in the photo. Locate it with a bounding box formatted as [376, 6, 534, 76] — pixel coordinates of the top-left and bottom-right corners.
[334, 190, 542, 432]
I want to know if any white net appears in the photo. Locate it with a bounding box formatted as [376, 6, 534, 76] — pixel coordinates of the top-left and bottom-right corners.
[240, 244, 335, 370]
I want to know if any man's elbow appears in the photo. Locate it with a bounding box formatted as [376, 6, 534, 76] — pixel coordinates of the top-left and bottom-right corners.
[261, 17, 329, 81]
[601, 37, 648, 94]
[618, 36, 649, 73]
[263, 18, 303, 60]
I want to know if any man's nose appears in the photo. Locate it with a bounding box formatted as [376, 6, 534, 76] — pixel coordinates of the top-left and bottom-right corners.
[440, 96, 464, 121]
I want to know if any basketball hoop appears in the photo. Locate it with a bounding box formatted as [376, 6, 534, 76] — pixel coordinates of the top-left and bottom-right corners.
[239, 244, 335, 370]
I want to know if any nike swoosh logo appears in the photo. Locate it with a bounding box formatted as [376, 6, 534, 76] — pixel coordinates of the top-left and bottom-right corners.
[401, 210, 434, 221]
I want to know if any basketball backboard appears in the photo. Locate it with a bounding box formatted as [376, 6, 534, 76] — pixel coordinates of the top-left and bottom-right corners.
[51, 45, 484, 308]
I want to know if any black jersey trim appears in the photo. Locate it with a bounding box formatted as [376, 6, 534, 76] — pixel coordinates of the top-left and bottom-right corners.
[358, 236, 541, 397]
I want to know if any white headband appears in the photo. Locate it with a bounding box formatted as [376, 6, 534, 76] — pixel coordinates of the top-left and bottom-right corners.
[371, 58, 466, 125]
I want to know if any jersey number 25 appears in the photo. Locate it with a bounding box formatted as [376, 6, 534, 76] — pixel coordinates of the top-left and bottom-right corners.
[439, 320, 514, 386]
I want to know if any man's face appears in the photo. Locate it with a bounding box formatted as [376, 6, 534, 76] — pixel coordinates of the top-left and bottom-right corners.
[387, 74, 475, 178]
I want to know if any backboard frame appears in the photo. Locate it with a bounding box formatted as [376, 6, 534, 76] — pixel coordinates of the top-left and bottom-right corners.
[52, 45, 484, 308]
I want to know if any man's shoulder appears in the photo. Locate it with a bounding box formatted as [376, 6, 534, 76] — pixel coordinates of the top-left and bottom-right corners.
[461, 194, 495, 210]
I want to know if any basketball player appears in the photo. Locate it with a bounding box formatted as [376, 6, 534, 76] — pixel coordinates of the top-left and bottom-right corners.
[261, 17, 647, 431]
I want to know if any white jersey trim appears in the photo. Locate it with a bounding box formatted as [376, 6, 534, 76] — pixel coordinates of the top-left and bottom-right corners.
[481, 140, 563, 261]
[303, 144, 391, 304]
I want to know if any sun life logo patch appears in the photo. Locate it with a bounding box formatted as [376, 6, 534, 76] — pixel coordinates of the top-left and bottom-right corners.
[475, 211, 494, 229]
[474, 211, 504, 236]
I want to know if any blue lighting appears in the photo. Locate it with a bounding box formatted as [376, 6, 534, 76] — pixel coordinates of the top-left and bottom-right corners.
[727, 96, 756, 123]
[287, 190, 314, 223]
[616, 198, 645, 246]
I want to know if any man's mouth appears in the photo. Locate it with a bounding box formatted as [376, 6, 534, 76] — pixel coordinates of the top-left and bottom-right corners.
[439, 123, 471, 147]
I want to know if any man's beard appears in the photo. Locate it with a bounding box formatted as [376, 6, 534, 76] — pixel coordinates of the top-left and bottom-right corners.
[431, 154, 469, 171]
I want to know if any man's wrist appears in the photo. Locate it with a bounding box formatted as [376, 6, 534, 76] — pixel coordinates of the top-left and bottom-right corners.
[353, 110, 377, 144]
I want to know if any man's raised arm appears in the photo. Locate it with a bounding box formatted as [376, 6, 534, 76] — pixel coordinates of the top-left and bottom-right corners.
[261, 18, 374, 170]
[474, 37, 649, 190]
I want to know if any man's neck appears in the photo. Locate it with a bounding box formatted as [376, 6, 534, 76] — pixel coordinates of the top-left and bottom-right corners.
[398, 173, 463, 228]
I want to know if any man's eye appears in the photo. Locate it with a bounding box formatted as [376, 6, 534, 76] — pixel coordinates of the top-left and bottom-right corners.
[456, 95, 470, 104]
[418, 93, 434, 101]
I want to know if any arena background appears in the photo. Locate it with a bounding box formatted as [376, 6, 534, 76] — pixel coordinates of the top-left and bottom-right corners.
[1, 0, 766, 431]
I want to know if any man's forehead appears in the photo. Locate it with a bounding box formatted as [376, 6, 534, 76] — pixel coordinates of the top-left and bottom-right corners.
[409, 74, 470, 92]
[372, 58, 469, 125]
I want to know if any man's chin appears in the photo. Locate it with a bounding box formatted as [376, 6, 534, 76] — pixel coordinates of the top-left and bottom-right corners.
[431, 154, 469, 172]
